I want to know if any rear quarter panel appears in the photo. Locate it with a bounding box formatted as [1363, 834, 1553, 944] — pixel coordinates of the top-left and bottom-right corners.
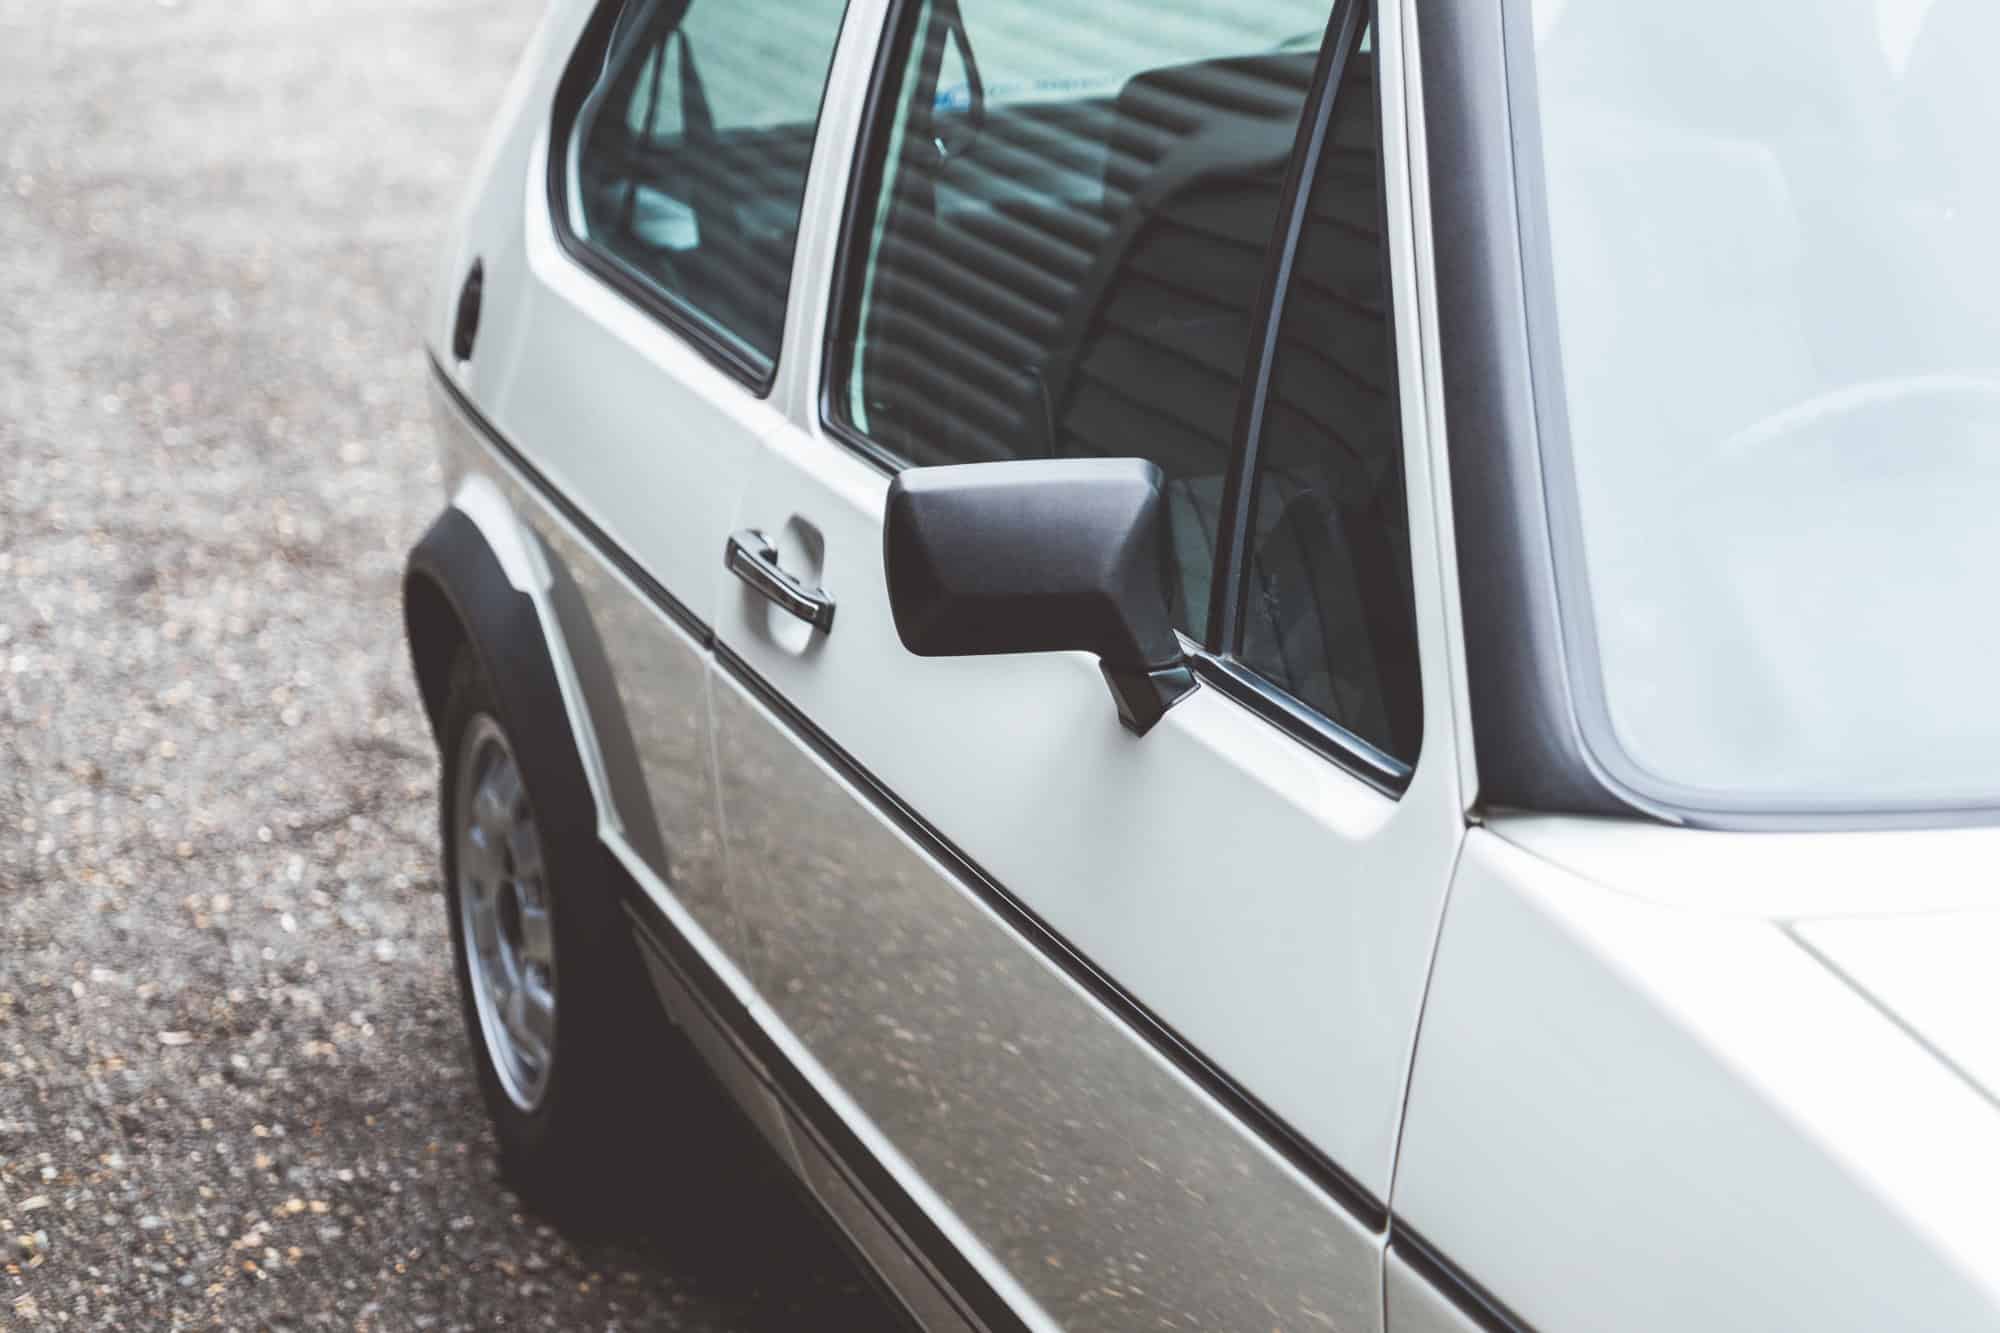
[425, 0, 593, 365]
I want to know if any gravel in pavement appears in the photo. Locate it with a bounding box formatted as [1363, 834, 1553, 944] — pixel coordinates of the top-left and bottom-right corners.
[0, 0, 895, 1326]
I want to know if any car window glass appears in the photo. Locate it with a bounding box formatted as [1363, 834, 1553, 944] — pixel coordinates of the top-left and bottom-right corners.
[622, 32, 685, 142]
[568, 0, 847, 370]
[951, 0, 1330, 108]
[1232, 25, 1421, 765]
[1525, 0, 2000, 807]
[831, 0, 1337, 638]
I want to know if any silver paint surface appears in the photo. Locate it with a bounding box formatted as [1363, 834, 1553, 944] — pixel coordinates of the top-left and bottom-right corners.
[436, 411, 741, 960]
[437, 407, 821, 1185]
[435, 406, 1381, 1330]
[710, 671, 1382, 1333]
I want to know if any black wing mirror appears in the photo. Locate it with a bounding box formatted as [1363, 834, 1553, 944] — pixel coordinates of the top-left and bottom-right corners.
[882, 459, 1197, 735]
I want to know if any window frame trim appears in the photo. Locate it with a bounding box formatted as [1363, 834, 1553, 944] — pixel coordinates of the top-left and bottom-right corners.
[815, 0, 931, 475]
[815, 0, 1420, 796]
[1183, 637, 1414, 794]
[546, 0, 853, 397]
[1203, 0, 1368, 650]
[1202, 1, 1424, 790]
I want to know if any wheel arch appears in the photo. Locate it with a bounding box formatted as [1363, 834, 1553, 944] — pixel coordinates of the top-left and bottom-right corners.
[402, 479, 607, 851]
[404, 569, 469, 740]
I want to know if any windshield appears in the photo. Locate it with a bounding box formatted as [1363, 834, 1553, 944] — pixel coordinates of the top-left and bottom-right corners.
[1523, 0, 2000, 813]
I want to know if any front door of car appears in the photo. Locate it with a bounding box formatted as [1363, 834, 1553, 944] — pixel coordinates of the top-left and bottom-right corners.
[713, 1, 1467, 1327]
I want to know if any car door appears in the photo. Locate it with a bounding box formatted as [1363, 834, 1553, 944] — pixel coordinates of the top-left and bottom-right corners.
[456, 0, 851, 960]
[708, 0, 1467, 1326]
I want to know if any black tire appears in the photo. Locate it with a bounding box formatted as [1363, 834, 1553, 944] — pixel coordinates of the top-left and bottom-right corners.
[437, 648, 665, 1215]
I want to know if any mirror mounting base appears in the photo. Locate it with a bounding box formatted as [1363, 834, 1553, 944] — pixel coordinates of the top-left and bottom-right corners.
[1101, 661, 1199, 736]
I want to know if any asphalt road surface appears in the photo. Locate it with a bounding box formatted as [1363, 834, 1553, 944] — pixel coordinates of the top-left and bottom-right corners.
[0, 1, 896, 1327]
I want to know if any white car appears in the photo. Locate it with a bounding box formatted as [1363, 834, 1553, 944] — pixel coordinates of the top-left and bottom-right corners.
[402, 0, 2000, 1328]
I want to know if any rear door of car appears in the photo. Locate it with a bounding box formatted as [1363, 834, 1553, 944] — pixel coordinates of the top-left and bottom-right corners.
[460, 0, 852, 964]
[710, 0, 1469, 1327]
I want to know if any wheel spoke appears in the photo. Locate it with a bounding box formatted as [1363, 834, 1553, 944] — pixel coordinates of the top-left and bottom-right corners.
[478, 756, 520, 832]
[497, 757, 526, 814]
[473, 779, 509, 840]
[506, 823, 545, 902]
[516, 899, 555, 967]
[455, 718, 557, 1111]
[467, 892, 502, 961]
[506, 980, 555, 1071]
[462, 824, 500, 887]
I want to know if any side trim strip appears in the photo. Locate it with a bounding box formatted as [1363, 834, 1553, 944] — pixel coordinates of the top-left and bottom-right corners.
[815, 0, 952, 480]
[1391, 1225, 1537, 1333]
[426, 351, 1391, 1238]
[1188, 648, 1412, 796]
[713, 638, 1391, 1235]
[426, 351, 711, 648]
[625, 911, 975, 1333]
[622, 898, 1032, 1333]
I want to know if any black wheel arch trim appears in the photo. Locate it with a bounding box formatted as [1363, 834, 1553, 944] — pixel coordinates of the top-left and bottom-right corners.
[416, 361, 695, 880]
[403, 505, 599, 869]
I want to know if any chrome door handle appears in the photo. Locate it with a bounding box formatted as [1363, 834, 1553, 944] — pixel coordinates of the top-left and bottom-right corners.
[725, 529, 835, 633]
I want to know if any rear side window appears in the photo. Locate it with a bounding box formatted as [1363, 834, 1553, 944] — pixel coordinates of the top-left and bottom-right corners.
[562, 0, 848, 375]
[830, 2, 1421, 777]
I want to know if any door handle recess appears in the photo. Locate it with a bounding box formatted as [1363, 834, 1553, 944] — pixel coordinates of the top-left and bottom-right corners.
[725, 529, 835, 633]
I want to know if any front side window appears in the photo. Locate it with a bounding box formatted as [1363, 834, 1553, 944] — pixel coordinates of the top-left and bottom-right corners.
[1231, 31, 1420, 765]
[830, 0, 1335, 642]
[833, 1, 1420, 774]
[566, 0, 848, 373]
[1525, 0, 2000, 811]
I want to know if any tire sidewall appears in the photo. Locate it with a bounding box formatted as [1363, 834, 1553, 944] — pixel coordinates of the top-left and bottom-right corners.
[437, 650, 635, 1186]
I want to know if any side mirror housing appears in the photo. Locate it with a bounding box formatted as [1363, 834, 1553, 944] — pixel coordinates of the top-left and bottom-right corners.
[883, 459, 1197, 734]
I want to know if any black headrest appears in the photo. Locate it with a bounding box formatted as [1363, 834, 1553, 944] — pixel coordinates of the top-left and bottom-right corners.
[1103, 50, 1318, 199]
